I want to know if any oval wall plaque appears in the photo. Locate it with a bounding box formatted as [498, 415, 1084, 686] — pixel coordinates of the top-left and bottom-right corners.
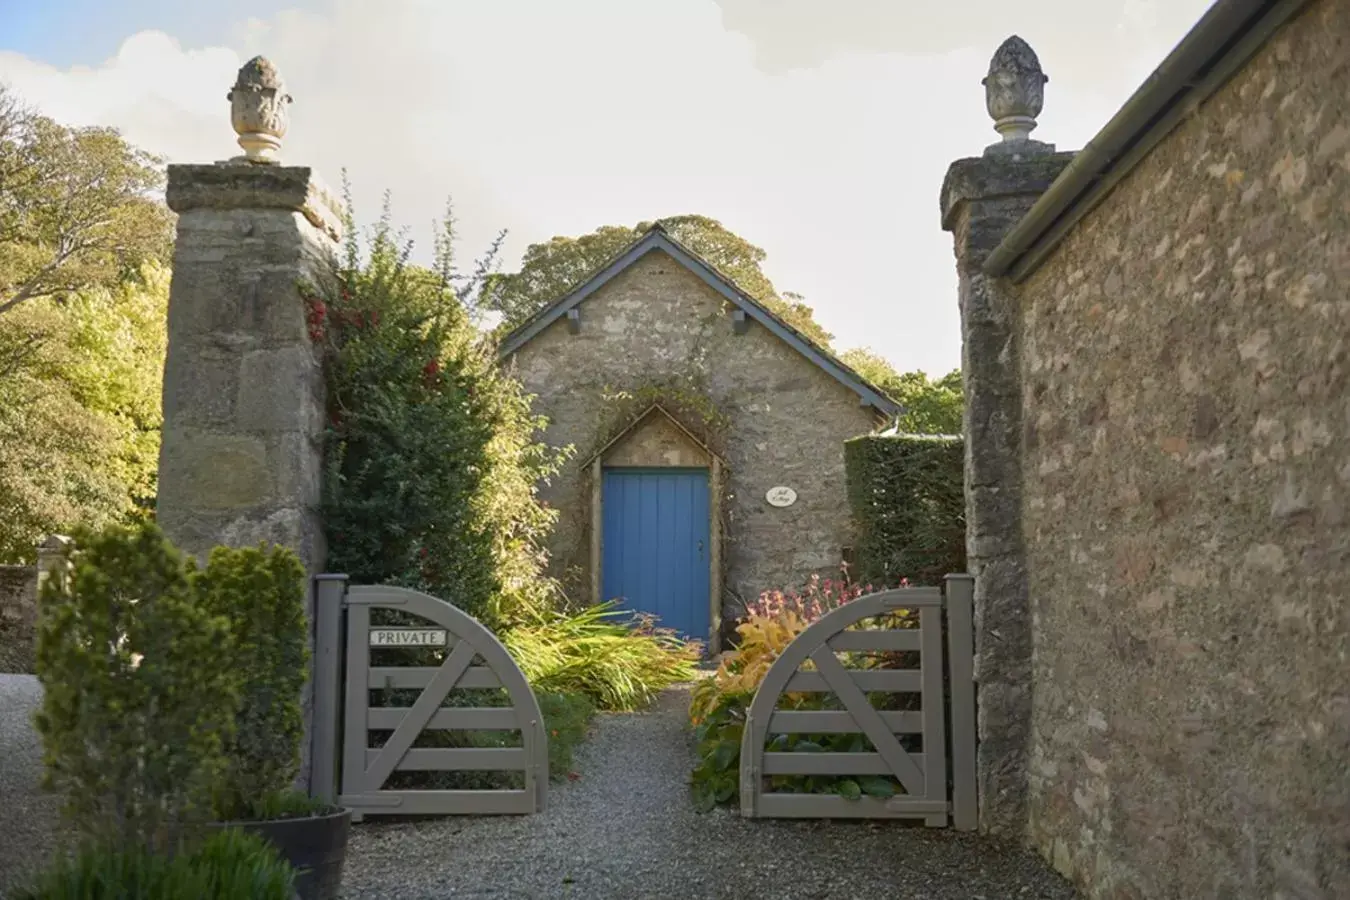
[765, 486, 797, 508]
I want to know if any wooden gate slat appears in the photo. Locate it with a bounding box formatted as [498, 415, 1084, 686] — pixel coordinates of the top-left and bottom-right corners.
[785, 669, 921, 692]
[339, 789, 535, 816]
[364, 747, 528, 771]
[828, 630, 922, 651]
[368, 707, 520, 731]
[919, 606, 948, 826]
[763, 751, 927, 776]
[756, 794, 949, 819]
[363, 640, 478, 790]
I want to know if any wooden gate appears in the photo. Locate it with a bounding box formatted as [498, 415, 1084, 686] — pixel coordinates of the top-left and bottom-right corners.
[738, 575, 976, 828]
[309, 577, 548, 818]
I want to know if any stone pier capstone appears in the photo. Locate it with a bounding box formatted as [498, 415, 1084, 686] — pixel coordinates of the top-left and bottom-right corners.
[938, 37, 1074, 838]
[158, 57, 340, 577]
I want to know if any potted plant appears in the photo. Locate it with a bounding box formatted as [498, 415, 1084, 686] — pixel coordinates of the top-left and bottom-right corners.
[33, 522, 242, 856]
[195, 543, 351, 900]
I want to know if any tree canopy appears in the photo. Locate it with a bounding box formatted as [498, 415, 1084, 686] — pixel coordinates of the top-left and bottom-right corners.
[0, 264, 168, 561]
[0, 83, 172, 319]
[841, 348, 964, 435]
[0, 84, 171, 562]
[483, 213, 834, 346]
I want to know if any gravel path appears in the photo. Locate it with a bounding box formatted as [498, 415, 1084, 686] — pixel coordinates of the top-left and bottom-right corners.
[0, 674, 62, 896]
[1, 678, 1077, 899]
[340, 687, 1079, 900]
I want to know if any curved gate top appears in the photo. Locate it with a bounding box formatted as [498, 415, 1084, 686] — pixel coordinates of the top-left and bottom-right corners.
[737, 577, 976, 828]
[310, 578, 548, 818]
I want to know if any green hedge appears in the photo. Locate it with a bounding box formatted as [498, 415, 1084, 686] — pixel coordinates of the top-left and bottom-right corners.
[844, 433, 966, 587]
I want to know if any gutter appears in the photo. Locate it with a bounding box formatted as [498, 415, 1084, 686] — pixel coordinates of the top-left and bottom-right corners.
[984, 0, 1315, 282]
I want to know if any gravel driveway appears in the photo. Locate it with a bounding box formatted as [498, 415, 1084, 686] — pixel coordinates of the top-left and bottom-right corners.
[0, 674, 63, 896]
[340, 687, 1079, 900]
[1, 678, 1076, 899]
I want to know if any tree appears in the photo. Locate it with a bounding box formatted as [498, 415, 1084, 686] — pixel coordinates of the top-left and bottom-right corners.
[0, 83, 172, 320]
[841, 347, 964, 435]
[483, 213, 834, 346]
[0, 263, 168, 562]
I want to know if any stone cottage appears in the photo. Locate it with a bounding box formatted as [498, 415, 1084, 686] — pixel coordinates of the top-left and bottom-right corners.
[942, 0, 1348, 896]
[498, 226, 899, 651]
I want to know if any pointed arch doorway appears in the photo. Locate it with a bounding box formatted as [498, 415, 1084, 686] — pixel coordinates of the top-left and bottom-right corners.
[584, 405, 724, 652]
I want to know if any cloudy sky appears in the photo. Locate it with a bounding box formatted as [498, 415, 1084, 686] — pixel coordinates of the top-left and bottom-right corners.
[0, 0, 1214, 374]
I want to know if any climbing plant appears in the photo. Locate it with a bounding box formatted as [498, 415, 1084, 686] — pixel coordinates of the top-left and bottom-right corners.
[313, 189, 566, 630]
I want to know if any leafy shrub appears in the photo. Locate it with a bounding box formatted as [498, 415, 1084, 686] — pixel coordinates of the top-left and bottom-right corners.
[538, 691, 595, 780]
[192, 543, 311, 821]
[844, 433, 965, 587]
[14, 828, 296, 900]
[318, 193, 565, 631]
[689, 570, 916, 811]
[505, 601, 699, 712]
[33, 521, 240, 851]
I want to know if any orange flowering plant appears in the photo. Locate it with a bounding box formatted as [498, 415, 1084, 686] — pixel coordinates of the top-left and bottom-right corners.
[689, 567, 913, 811]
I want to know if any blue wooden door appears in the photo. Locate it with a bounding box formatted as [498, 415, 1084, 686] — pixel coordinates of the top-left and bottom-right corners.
[601, 468, 711, 640]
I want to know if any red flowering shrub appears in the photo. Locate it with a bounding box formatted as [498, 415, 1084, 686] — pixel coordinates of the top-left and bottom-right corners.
[317, 192, 565, 629]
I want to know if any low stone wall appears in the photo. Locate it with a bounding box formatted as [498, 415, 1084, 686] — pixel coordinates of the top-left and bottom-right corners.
[0, 565, 37, 674]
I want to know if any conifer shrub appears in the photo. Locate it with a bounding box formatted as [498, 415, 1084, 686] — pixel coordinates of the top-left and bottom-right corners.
[193, 542, 312, 821]
[33, 521, 240, 852]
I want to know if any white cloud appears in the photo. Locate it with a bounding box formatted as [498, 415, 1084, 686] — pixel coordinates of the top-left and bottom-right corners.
[0, 0, 1212, 375]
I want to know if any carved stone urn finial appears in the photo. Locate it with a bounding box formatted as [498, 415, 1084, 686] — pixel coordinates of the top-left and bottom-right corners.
[983, 36, 1048, 145]
[227, 56, 292, 165]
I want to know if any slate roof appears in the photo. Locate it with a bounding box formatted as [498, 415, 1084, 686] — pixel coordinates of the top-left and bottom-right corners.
[497, 224, 901, 417]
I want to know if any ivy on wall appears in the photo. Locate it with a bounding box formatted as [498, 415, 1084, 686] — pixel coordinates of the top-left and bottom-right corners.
[588, 379, 730, 460]
[843, 433, 966, 587]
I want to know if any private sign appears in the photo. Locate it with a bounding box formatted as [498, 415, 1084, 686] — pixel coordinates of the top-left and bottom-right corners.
[369, 628, 448, 647]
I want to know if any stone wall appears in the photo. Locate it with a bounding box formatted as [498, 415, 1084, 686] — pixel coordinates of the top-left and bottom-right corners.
[1017, 3, 1350, 896]
[505, 251, 880, 636]
[0, 565, 36, 673]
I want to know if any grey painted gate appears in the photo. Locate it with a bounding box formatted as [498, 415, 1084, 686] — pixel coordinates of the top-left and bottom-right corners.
[738, 575, 976, 829]
[310, 577, 548, 818]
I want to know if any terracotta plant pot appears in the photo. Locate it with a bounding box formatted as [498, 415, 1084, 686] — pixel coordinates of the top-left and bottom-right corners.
[209, 807, 351, 900]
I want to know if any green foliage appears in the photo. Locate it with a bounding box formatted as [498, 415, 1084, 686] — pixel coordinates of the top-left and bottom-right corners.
[483, 213, 834, 346]
[844, 434, 966, 587]
[839, 349, 964, 435]
[690, 690, 908, 813]
[504, 601, 700, 712]
[0, 263, 168, 562]
[193, 543, 310, 822]
[33, 521, 240, 853]
[689, 689, 750, 811]
[241, 788, 333, 822]
[0, 84, 172, 318]
[537, 691, 595, 780]
[319, 190, 565, 629]
[14, 829, 297, 900]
